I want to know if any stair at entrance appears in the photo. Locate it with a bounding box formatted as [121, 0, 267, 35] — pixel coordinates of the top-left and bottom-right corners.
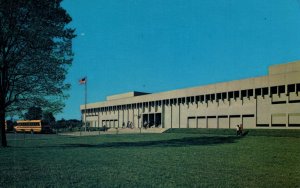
[106, 128, 167, 134]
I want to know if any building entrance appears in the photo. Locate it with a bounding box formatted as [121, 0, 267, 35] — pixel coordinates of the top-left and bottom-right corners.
[142, 113, 162, 128]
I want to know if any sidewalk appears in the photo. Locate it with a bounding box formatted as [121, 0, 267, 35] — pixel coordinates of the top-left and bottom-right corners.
[58, 128, 167, 136]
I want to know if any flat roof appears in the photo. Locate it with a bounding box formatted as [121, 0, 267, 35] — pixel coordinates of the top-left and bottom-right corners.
[106, 91, 150, 101]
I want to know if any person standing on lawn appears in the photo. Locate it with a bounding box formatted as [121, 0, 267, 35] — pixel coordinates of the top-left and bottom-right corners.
[236, 125, 240, 136]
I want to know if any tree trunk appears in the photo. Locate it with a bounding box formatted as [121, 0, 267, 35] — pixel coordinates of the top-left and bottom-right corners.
[0, 110, 7, 147]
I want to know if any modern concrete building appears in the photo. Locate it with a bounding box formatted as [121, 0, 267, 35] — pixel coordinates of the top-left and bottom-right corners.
[81, 61, 300, 129]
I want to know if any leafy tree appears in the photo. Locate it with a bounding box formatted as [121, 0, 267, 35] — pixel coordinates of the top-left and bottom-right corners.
[42, 111, 56, 126]
[0, 0, 75, 147]
[55, 118, 81, 130]
[24, 106, 43, 120]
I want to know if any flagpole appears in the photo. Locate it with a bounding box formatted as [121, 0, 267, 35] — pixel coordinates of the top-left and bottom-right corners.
[84, 77, 87, 132]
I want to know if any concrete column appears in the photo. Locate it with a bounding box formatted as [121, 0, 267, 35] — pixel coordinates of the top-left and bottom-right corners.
[138, 106, 140, 128]
[122, 109, 124, 126]
[286, 113, 289, 127]
[127, 105, 129, 123]
[161, 103, 164, 128]
[154, 112, 156, 127]
[187, 116, 189, 128]
[255, 96, 257, 127]
[98, 112, 100, 128]
[270, 113, 272, 127]
[147, 113, 149, 126]
[118, 109, 120, 128]
[132, 106, 135, 127]
[285, 84, 288, 104]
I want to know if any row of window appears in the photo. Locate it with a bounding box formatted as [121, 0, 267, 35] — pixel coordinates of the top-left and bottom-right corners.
[83, 83, 300, 114]
[17, 123, 40, 126]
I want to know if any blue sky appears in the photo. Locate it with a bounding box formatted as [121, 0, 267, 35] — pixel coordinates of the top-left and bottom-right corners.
[58, 0, 300, 120]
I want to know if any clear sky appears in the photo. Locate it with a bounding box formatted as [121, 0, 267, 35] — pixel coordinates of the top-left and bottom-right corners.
[58, 0, 300, 120]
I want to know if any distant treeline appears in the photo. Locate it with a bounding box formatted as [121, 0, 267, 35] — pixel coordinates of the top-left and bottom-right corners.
[53, 119, 82, 130]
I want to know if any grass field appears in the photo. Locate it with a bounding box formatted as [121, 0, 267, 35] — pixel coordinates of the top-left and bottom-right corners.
[0, 129, 299, 187]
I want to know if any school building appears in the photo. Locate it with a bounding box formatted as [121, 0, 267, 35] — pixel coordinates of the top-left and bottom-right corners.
[80, 61, 300, 129]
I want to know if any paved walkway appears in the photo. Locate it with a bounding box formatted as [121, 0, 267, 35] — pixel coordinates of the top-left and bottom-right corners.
[58, 128, 167, 136]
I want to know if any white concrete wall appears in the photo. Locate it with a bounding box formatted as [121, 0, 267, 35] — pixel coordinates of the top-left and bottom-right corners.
[83, 61, 300, 129]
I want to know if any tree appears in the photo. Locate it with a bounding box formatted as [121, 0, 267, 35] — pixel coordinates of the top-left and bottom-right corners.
[55, 118, 81, 130]
[0, 0, 75, 147]
[24, 106, 43, 120]
[42, 111, 56, 127]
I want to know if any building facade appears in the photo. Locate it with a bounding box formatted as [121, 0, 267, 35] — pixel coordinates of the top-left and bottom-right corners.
[81, 61, 300, 129]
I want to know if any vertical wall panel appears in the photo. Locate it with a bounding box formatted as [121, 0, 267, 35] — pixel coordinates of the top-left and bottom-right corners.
[188, 117, 197, 128]
[257, 96, 271, 125]
[242, 116, 255, 128]
[197, 117, 206, 128]
[271, 114, 286, 127]
[230, 117, 241, 129]
[172, 105, 180, 128]
[110, 120, 114, 128]
[123, 109, 128, 126]
[289, 113, 300, 126]
[208, 117, 217, 128]
[219, 117, 229, 128]
[163, 104, 172, 128]
[180, 103, 188, 128]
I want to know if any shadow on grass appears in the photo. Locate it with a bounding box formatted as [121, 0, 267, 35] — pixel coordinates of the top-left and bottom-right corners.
[242, 131, 249, 136]
[60, 136, 241, 149]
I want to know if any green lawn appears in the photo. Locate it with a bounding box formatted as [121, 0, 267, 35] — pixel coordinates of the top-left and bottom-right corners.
[0, 129, 299, 187]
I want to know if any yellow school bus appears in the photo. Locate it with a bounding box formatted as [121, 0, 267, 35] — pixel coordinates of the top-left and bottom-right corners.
[5, 121, 13, 132]
[15, 120, 51, 133]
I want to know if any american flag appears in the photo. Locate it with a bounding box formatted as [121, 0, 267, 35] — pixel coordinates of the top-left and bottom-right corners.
[79, 77, 87, 84]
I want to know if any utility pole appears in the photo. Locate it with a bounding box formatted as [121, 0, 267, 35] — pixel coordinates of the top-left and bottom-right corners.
[79, 77, 87, 132]
[84, 78, 87, 132]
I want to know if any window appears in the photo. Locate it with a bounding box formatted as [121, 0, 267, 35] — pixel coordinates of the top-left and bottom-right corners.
[222, 92, 227, 100]
[234, 91, 239, 98]
[271, 86, 277, 95]
[163, 100, 167, 105]
[170, 99, 174, 105]
[278, 85, 285, 94]
[288, 84, 295, 93]
[195, 96, 200, 103]
[241, 90, 247, 98]
[187, 97, 191, 103]
[200, 95, 204, 102]
[206, 94, 210, 102]
[216, 93, 222, 101]
[190, 96, 195, 103]
[228, 91, 234, 99]
[248, 89, 253, 97]
[211, 94, 215, 101]
[158, 101, 162, 106]
[262, 87, 268, 95]
[181, 97, 185, 104]
[255, 88, 261, 96]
